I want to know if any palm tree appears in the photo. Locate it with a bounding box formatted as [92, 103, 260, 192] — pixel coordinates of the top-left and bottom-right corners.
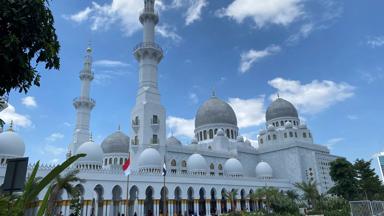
[224, 189, 238, 212]
[294, 181, 320, 210]
[285, 190, 299, 201]
[46, 169, 85, 215]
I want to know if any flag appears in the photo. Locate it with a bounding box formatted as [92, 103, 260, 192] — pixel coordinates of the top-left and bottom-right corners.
[122, 156, 131, 176]
[162, 161, 167, 176]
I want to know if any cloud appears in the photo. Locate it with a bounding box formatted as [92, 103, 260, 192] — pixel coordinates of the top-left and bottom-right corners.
[228, 96, 265, 128]
[185, 0, 208, 25]
[286, 23, 314, 45]
[166, 116, 195, 138]
[268, 78, 355, 114]
[324, 137, 344, 149]
[94, 60, 130, 67]
[42, 144, 66, 157]
[367, 36, 384, 48]
[0, 104, 32, 128]
[45, 133, 65, 142]
[156, 24, 182, 43]
[218, 0, 304, 28]
[359, 67, 384, 84]
[67, 7, 93, 23]
[189, 93, 199, 104]
[93, 70, 131, 86]
[63, 122, 72, 127]
[239, 45, 281, 73]
[21, 96, 37, 108]
[347, 115, 358, 120]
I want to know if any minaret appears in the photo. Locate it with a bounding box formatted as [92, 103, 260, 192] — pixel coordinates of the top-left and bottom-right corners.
[131, 0, 166, 148]
[69, 46, 96, 155]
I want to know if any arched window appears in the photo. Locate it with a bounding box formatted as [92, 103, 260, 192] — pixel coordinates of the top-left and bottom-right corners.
[120, 158, 123, 165]
[109, 158, 112, 164]
[200, 131, 203, 141]
[276, 122, 279, 127]
[218, 164, 223, 176]
[104, 159, 107, 165]
[281, 121, 284, 126]
[284, 133, 287, 138]
[272, 122, 275, 127]
[226, 129, 230, 138]
[268, 135, 271, 140]
[114, 158, 117, 164]
[171, 159, 177, 166]
[273, 134, 277, 140]
[203, 130, 207, 140]
[182, 160, 187, 167]
[295, 132, 298, 137]
[309, 132, 312, 138]
[134, 136, 139, 145]
[303, 132, 307, 138]
[260, 138, 264, 144]
[289, 132, 293, 137]
[214, 128, 218, 135]
[231, 130, 234, 139]
[210, 163, 215, 176]
[209, 129, 214, 139]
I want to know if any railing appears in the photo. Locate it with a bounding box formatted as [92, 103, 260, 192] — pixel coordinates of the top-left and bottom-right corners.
[73, 97, 96, 104]
[133, 42, 163, 53]
[350, 200, 384, 216]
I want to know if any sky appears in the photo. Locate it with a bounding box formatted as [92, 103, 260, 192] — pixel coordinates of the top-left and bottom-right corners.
[1, 0, 384, 174]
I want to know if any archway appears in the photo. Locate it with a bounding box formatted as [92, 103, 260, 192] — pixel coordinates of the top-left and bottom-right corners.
[159, 187, 168, 215]
[174, 187, 182, 216]
[210, 188, 217, 215]
[199, 188, 206, 215]
[187, 187, 194, 215]
[129, 186, 139, 216]
[144, 186, 154, 216]
[112, 185, 122, 216]
[240, 189, 246, 211]
[93, 184, 104, 216]
[221, 189, 227, 213]
[249, 189, 254, 211]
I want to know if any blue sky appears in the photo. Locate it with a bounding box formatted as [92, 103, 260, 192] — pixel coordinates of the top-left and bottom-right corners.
[1, 0, 384, 174]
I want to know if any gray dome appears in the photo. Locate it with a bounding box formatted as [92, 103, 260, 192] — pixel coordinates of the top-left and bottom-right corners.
[266, 98, 298, 121]
[195, 96, 237, 128]
[101, 131, 130, 154]
[0, 130, 25, 157]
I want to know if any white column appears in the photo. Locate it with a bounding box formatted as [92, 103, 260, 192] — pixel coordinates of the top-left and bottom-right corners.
[103, 201, 109, 216]
[154, 200, 159, 216]
[168, 200, 173, 216]
[216, 201, 221, 215]
[246, 200, 250, 212]
[236, 200, 241, 211]
[194, 200, 198, 214]
[206, 200, 211, 216]
[181, 200, 186, 215]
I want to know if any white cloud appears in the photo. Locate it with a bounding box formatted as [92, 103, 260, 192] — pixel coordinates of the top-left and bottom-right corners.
[156, 24, 182, 43]
[68, 7, 93, 23]
[185, 0, 208, 25]
[268, 77, 355, 114]
[228, 96, 265, 128]
[93, 70, 131, 86]
[63, 122, 72, 127]
[189, 93, 199, 104]
[166, 116, 195, 138]
[239, 45, 281, 73]
[286, 23, 314, 45]
[367, 36, 384, 48]
[218, 0, 304, 28]
[21, 96, 37, 108]
[324, 137, 344, 149]
[45, 133, 65, 142]
[94, 60, 130, 67]
[43, 144, 66, 157]
[0, 104, 32, 128]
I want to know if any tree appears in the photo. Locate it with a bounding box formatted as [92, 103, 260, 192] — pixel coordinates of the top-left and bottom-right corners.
[69, 190, 82, 216]
[46, 169, 85, 215]
[224, 189, 238, 212]
[0, 0, 60, 96]
[329, 158, 359, 200]
[293, 181, 319, 210]
[354, 159, 384, 200]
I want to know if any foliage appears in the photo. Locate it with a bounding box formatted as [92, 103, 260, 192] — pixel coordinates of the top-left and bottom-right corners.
[353, 159, 384, 200]
[46, 169, 85, 215]
[69, 190, 82, 216]
[293, 180, 320, 209]
[0, 0, 60, 96]
[224, 189, 239, 212]
[0, 154, 85, 215]
[321, 196, 350, 216]
[329, 158, 359, 200]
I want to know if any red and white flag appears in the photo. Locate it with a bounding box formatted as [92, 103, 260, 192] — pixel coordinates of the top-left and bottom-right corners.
[122, 156, 131, 176]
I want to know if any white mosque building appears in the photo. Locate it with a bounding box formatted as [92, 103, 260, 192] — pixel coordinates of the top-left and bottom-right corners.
[0, 0, 339, 215]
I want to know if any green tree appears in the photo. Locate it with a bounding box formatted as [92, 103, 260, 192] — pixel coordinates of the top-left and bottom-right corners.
[294, 181, 319, 210]
[329, 158, 358, 200]
[224, 189, 239, 212]
[46, 169, 85, 215]
[69, 190, 82, 216]
[0, 0, 60, 96]
[354, 159, 384, 200]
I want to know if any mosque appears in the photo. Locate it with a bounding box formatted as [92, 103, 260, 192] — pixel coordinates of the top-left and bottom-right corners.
[0, 0, 340, 215]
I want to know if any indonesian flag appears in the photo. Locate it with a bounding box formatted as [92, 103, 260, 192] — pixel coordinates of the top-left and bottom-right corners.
[122, 156, 131, 176]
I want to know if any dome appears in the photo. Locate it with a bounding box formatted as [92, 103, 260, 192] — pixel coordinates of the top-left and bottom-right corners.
[255, 161, 273, 178]
[187, 153, 207, 173]
[76, 140, 103, 163]
[284, 121, 293, 129]
[167, 136, 182, 145]
[195, 96, 237, 128]
[138, 148, 161, 170]
[224, 158, 243, 176]
[101, 131, 130, 154]
[266, 98, 298, 121]
[0, 130, 25, 156]
[267, 125, 275, 131]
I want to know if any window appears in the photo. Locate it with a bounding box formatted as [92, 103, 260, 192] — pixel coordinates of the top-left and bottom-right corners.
[281, 121, 284, 126]
[171, 159, 177, 166]
[152, 115, 159, 124]
[104, 159, 107, 165]
[295, 132, 297, 138]
[209, 129, 214, 139]
[303, 133, 307, 138]
[226, 129, 230, 138]
[114, 158, 117, 164]
[273, 134, 277, 140]
[203, 130, 207, 140]
[133, 116, 139, 125]
[231, 130, 234, 139]
[284, 133, 287, 138]
[289, 132, 293, 137]
[214, 128, 218, 135]
[210, 163, 215, 170]
[152, 134, 158, 144]
[120, 158, 123, 165]
[182, 160, 187, 168]
[272, 122, 275, 127]
[109, 158, 112, 164]
[276, 122, 279, 127]
[260, 138, 263, 144]
[218, 164, 223, 170]
[134, 136, 139, 145]
[309, 132, 312, 138]
[200, 131, 203, 141]
[268, 135, 271, 140]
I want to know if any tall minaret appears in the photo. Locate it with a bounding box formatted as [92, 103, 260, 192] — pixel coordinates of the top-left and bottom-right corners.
[69, 46, 96, 155]
[131, 0, 166, 148]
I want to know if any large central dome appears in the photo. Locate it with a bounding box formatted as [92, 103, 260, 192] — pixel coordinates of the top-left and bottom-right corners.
[195, 96, 237, 128]
[266, 98, 298, 121]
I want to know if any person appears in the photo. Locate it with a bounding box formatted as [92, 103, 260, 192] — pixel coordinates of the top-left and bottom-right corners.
[134, 212, 137, 216]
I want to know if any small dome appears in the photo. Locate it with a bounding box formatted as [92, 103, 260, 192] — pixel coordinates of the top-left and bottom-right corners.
[224, 158, 243, 176]
[167, 136, 182, 145]
[138, 148, 161, 170]
[299, 123, 307, 129]
[0, 130, 25, 157]
[236, 136, 244, 142]
[255, 161, 273, 178]
[267, 125, 275, 131]
[259, 129, 266, 135]
[187, 153, 207, 173]
[101, 131, 130, 154]
[285, 121, 293, 129]
[195, 96, 237, 128]
[76, 140, 103, 163]
[216, 129, 225, 136]
[266, 98, 298, 121]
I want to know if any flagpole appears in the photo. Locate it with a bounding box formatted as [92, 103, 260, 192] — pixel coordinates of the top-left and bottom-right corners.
[125, 151, 130, 216]
[163, 155, 166, 216]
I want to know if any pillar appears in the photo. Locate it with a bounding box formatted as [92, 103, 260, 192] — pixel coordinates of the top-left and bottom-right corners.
[194, 199, 198, 214]
[103, 200, 109, 216]
[206, 199, 211, 216]
[236, 199, 241, 211]
[154, 200, 159, 216]
[246, 200, 250, 212]
[168, 200, 173, 216]
[181, 200, 187, 215]
[216, 200, 221, 215]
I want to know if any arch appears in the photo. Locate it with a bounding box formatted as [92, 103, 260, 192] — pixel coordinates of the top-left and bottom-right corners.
[203, 130, 207, 140]
[199, 131, 203, 141]
[231, 130, 234, 139]
[159, 187, 169, 215]
[199, 188, 206, 215]
[210, 163, 215, 176]
[174, 187, 182, 215]
[187, 187, 194, 215]
[226, 129, 230, 138]
[128, 185, 139, 216]
[109, 158, 112, 164]
[303, 132, 307, 138]
[209, 129, 213, 139]
[221, 188, 227, 213]
[240, 189, 246, 211]
[289, 131, 293, 137]
[112, 185, 122, 216]
[214, 128, 218, 135]
[93, 184, 104, 216]
[144, 186, 154, 216]
[249, 189, 254, 211]
[171, 159, 176, 166]
[210, 188, 217, 215]
[218, 164, 223, 176]
[273, 134, 277, 140]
